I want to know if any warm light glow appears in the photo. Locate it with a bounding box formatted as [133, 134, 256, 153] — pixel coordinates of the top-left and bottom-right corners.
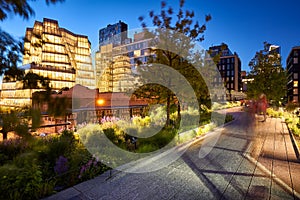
[294, 81, 298, 87]
[97, 99, 105, 105]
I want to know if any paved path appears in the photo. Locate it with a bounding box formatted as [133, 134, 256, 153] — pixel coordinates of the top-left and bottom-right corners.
[45, 108, 300, 200]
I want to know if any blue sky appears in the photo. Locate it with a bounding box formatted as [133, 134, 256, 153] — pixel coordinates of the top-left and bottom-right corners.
[1, 0, 300, 73]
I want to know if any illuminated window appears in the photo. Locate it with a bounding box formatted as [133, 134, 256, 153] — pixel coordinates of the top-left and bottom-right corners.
[294, 88, 298, 95]
[294, 81, 298, 87]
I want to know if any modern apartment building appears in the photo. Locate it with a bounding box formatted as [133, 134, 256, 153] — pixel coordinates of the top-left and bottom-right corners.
[287, 46, 300, 103]
[98, 20, 128, 47]
[96, 22, 152, 92]
[208, 43, 242, 94]
[0, 18, 95, 107]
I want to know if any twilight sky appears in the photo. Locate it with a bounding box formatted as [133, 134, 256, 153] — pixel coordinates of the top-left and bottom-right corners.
[1, 0, 300, 72]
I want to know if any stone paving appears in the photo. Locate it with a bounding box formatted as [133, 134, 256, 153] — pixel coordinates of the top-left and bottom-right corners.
[45, 108, 300, 200]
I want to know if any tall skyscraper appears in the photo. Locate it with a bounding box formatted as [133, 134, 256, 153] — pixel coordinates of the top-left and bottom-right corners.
[0, 18, 95, 107]
[287, 46, 300, 103]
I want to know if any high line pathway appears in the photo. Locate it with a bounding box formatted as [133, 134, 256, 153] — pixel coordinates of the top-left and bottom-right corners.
[45, 107, 300, 200]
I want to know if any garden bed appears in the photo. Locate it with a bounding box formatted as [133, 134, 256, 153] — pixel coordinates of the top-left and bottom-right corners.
[267, 107, 300, 159]
[0, 106, 235, 199]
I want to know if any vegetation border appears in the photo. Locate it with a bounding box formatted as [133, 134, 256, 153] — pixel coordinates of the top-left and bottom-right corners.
[286, 122, 300, 160]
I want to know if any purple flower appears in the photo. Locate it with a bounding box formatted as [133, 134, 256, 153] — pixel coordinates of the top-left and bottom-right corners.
[54, 156, 69, 175]
[87, 159, 93, 167]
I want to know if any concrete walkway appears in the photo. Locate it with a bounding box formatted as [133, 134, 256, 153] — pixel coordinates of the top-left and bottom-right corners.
[45, 108, 300, 200]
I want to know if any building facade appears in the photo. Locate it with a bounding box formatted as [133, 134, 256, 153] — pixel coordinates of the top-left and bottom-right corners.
[0, 18, 95, 107]
[23, 18, 95, 88]
[1, 63, 76, 107]
[96, 23, 153, 92]
[208, 43, 242, 96]
[98, 20, 128, 47]
[287, 46, 300, 103]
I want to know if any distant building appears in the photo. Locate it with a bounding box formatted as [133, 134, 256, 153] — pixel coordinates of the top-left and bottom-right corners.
[99, 20, 128, 47]
[287, 46, 300, 103]
[0, 18, 95, 107]
[252, 43, 281, 67]
[23, 18, 95, 88]
[208, 43, 242, 99]
[267, 44, 280, 55]
[96, 28, 153, 92]
[240, 70, 253, 92]
[1, 63, 76, 107]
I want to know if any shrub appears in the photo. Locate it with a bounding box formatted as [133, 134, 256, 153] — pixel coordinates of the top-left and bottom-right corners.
[132, 116, 151, 127]
[178, 129, 197, 143]
[0, 161, 48, 200]
[54, 155, 69, 175]
[78, 157, 110, 181]
[285, 102, 299, 112]
[138, 127, 177, 150]
[197, 123, 216, 136]
[0, 139, 29, 163]
[136, 144, 159, 153]
[225, 114, 234, 123]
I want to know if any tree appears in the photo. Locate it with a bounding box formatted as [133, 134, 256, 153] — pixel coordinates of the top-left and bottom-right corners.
[22, 71, 50, 90]
[136, 0, 211, 125]
[247, 42, 286, 104]
[0, 108, 33, 140]
[47, 95, 71, 132]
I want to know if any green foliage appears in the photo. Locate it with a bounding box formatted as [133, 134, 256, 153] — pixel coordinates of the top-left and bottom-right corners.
[0, 0, 64, 22]
[178, 129, 197, 144]
[77, 157, 110, 182]
[47, 96, 71, 119]
[136, 144, 159, 153]
[0, 138, 30, 165]
[197, 123, 217, 136]
[0, 130, 109, 199]
[137, 127, 177, 151]
[211, 101, 240, 110]
[285, 102, 299, 112]
[247, 42, 286, 103]
[134, 0, 212, 125]
[266, 108, 284, 118]
[22, 71, 50, 90]
[132, 116, 151, 127]
[225, 114, 234, 123]
[149, 105, 167, 126]
[0, 160, 48, 200]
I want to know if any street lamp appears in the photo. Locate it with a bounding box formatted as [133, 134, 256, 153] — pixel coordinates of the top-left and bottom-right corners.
[95, 98, 105, 123]
[96, 98, 105, 106]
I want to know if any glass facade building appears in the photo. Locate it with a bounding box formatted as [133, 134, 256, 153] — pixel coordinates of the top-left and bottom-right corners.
[98, 20, 128, 47]
[23, 18, 95, 88]
[0, 18, 95, 107]
[95, 30, 153, 92]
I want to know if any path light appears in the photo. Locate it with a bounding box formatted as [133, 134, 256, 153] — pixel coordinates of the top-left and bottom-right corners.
[96, 98, 105, 106]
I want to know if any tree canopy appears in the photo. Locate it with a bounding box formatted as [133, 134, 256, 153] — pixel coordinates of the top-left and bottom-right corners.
[135, 0, 212, 125]
[247, 42, 286, 104]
